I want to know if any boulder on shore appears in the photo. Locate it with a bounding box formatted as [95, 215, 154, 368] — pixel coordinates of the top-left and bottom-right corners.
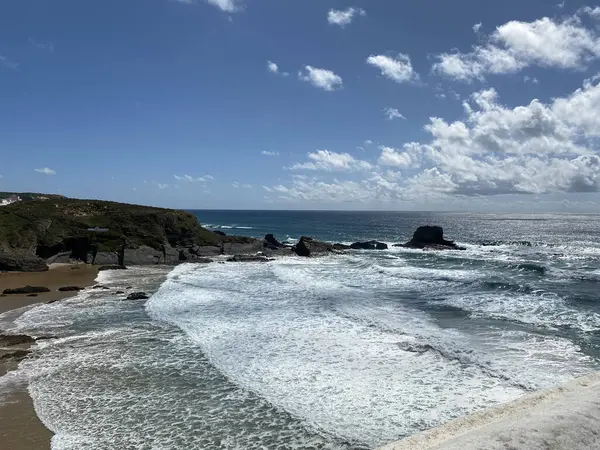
[58, 286, 83, 292]
[126, 292, 149, 300]
[3, 285, 51, 295]
[397, 226, 465, 250]
[350, 241, 388, 250]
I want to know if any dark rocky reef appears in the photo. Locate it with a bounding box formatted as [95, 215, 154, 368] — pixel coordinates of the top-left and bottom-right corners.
[98, 265, 128, 272]
[292, 237, 349, 257]
[350, 241, 388, 250]
[397, 226, 465, 250]
[57, 286, 83, 292]
[227, 255, 273, 263]
[126, 292, 149, 300]
[3, 285, 51, 295]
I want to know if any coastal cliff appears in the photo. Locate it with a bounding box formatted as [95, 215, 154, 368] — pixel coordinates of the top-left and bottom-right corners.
[0, 195, 229, 271]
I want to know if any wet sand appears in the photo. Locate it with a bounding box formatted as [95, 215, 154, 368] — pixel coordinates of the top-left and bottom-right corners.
[0, 264, 99, 450]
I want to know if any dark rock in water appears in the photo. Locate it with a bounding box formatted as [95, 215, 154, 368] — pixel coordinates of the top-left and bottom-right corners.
[0, 349, 31, 362]
[264, 234, 284, 250]
[57, 286, 83, 292]
[400, 226, 465, 250]
[0, 334, 35, 346]
[293, 236, 342, 257]
[350, 241, 389, 250]
[98, 265, 127, 272]
[115, 290, 125, 295]
[126, 292, 149, 300]
[213, 230, 227, 236]
[26, 294, 38, 297]
[227, 255, 273, 263]
[332, 243, 351, 250]
[0, 253, 48, 272]
[3, 285, 51, 295]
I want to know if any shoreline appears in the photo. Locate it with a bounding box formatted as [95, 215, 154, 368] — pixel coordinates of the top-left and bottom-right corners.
[0, 264, 100, 450]
[0, 261, 598, 449]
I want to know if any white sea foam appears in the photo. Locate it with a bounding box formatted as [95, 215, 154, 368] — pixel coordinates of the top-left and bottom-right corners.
[147, 258, 597, 447]
[440, 292, 600, 332]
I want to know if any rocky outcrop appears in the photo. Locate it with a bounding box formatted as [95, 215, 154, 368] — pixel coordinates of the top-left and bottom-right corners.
[222, 237, 264, 256]
[126, 292, 149, 300]
[0, 252, 48, 272]
[0, 334, 35, 346]
[397, 226, 465, 250]
[350, 241, 388, 250]
[57, 286, 83, 292]
[227, 255, 273, 263]
[98, 265, 128, 271]
[0, 196, 224, 271]
[264, 234, 284, 250]
[3, 286, 51, 295]
[293, 237, 347, 257]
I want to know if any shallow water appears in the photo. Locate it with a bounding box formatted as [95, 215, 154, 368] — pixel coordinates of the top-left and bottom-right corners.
[0, 212, 599, 449]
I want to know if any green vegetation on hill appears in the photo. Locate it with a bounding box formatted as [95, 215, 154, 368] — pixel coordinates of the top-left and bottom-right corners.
[0, 192, 64, 202]
[0, 196, 221, 256]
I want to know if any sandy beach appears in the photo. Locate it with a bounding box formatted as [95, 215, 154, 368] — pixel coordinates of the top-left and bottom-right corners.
[0, 264, 99, 450]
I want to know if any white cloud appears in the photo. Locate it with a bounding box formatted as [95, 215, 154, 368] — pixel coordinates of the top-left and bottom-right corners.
[579, 6, 600, 19]
[290, 150, 372, 171]
[524, 75, 540, 84]
[0, 55, 18, 70]
[433, 14, 600, 81]
[34, 167, 56, 175]
[264, 77, 600, 206]
[473, 22, 482, 33]
[261, 150, 280, 156]
[232, 181, 252, 189]
[157, 184, 169, 190]
[298, 65, 343, 91]
[378, 144, 422, 168]
[267, 60, 289, 76]
[364, 140, 373, 145]
[327, 7, 366, 27]
[29, 38, 54, 52]
[366, 54, 419, 83]
[174, 174, 214, 182]
[384, 107, 406, 120]
[175, 0, 241, 12]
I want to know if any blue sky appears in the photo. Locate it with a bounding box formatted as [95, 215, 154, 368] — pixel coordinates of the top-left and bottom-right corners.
[1, 0, 600, 211]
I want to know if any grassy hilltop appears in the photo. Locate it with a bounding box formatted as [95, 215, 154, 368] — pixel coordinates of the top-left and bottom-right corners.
[0, 195, 220, 257]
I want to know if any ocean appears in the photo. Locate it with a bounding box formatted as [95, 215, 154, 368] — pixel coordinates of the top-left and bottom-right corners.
[1, 211, 600, 449]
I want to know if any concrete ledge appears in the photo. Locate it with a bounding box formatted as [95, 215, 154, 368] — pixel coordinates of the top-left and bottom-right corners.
[379, 372, 600, 450]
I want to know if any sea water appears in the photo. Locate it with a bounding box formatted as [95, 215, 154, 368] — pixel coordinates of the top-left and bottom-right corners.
[0, 211, 599, 449]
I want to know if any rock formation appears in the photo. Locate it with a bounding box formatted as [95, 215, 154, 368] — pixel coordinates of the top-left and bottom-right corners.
[293, 237, 349, 257]
[350, 241, 389, 250]
[2, 286, 51, 295]
[397, 226, 465, 250]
